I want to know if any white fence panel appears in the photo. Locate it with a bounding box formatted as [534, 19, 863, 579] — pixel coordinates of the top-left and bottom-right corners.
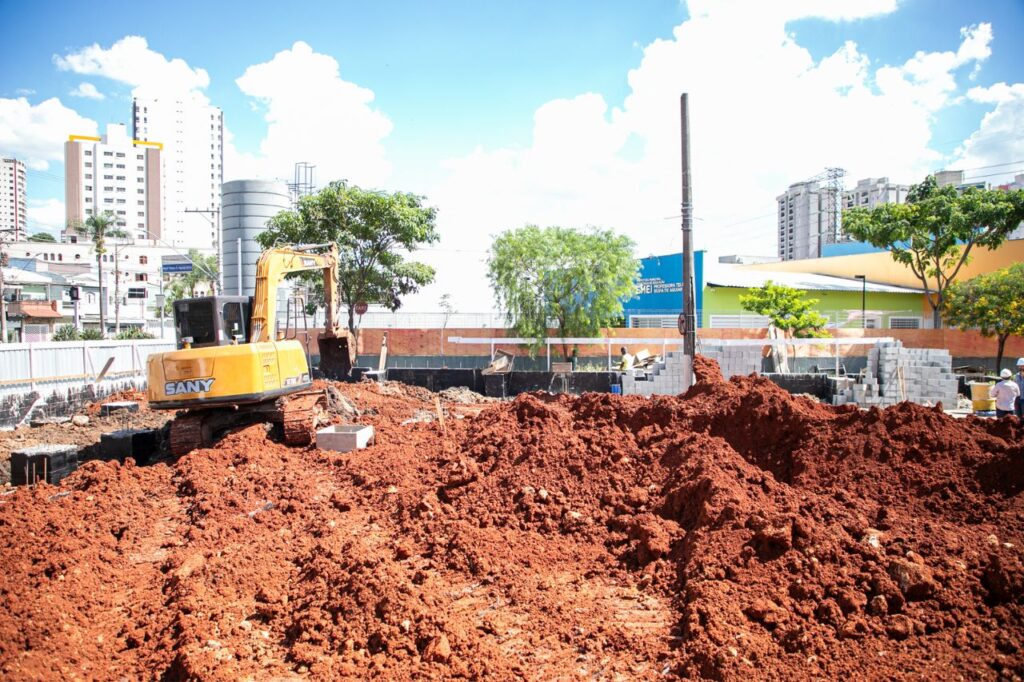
[0, 339, 175, 401]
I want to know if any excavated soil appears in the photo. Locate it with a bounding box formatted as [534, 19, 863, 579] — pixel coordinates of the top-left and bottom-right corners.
[0, 364, 1022, 680]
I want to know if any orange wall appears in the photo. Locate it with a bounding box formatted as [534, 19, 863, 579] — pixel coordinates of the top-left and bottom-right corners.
[741, 240, 1024, 291]
[300, 326, 1019, 360]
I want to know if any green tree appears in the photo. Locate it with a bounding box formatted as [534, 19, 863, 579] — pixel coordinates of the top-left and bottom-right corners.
[27, 232, 56, 243]
[257, 181, 439, 337]
[487, 225, 638, 359]
[740, 281, 828, 373]
[844, 176, 1024, 328]
[739, 281, 829, 338]
[176, 249, 219, 298]
[943, 263, 1024, 371]
[72, 212, 128, 337]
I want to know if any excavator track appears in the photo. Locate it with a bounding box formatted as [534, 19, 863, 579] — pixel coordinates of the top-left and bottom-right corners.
[280, 392, 328, 446]
[167, 390, 329, 455]
[169, 413, 206, 457]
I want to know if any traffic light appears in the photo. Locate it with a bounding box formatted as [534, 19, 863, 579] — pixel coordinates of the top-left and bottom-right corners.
[69, 286, 80, 301]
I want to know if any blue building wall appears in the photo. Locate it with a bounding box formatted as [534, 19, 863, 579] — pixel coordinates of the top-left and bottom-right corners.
[822, 241, 884, 257]
[621, 251, 704, 326]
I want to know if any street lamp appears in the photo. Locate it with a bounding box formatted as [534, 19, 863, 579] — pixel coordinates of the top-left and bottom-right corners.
[854, 275, 866, 329]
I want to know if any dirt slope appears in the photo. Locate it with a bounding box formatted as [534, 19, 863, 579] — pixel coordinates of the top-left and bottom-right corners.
[0, 369, 1021, 680]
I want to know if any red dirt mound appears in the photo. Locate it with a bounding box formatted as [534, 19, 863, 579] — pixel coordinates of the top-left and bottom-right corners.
[0, 370, 1021, 679]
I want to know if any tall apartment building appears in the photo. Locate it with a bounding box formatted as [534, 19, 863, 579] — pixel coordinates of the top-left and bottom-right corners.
[778, 176, 911, 261]
[1, 158, 27, 240]
[64, 124, 162, 241]
[777, 181, 827, 261]
[132, 97, 224, 250]
[843, 177, 909, 211]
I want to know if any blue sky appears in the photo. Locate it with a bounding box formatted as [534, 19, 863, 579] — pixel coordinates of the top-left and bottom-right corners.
[2, 0, 1022, 309]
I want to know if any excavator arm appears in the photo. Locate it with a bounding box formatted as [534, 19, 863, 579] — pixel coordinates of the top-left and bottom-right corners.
[249, 244, 351, 378]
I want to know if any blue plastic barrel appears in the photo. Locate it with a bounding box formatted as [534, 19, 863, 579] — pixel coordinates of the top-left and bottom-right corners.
[610, 385, 622, 395]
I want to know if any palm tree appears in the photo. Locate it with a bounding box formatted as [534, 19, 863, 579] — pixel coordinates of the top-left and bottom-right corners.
[77, 212, 128, 337]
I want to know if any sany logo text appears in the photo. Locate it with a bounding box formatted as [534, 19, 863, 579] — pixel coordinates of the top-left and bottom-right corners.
[165, 378, 215, 396]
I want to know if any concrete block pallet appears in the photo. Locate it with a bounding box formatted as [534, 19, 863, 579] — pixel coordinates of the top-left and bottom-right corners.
[833, 340, 959, 408]
[621, 352, 692, 396]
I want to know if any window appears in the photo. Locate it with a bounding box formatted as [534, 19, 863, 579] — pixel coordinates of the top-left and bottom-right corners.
[85, 150, 92, 156]
[116, 164, 125, 169]
[104, 163, 112, 168]
[889, 317, 922, 329]
[103, 151, 112, 157]
[104, 174, 113, 179]
[137, 189, 145, 194]
[135, 273, 148, 282]
[137, 200, 144, 205]
[117, 199, 126, 204]
[85, 210, 92, 216]
[137, 167, 144, 172]
[116, 175, 125, 180]
[139, 255, 148, 264]
[137, 212, 145, 217]
[85, 185, 92, 191]
[104, 186, 113, 191]
[115, 152, 125, 158]
[85, 162, 92, 168]
[127, 287, 147, 299]
[136, 154, 143, 160]
[85, 174, 92, 179]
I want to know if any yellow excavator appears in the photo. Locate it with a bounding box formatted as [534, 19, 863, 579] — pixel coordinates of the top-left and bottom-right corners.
[146, 244, 353, 455]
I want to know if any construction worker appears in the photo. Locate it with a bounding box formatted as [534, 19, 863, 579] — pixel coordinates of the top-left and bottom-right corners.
[1016, 358, 1024, 419]
[617, 346, 634, 371]
[990, 368, 1020, 419]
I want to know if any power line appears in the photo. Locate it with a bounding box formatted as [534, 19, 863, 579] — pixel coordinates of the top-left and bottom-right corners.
[963, 168, 1024, 182]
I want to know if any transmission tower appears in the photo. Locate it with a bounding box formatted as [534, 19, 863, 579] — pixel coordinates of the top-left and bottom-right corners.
[805, 166, 847, 257]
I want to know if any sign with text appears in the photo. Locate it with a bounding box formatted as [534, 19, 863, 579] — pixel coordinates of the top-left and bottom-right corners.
[161, 255, 193, 274]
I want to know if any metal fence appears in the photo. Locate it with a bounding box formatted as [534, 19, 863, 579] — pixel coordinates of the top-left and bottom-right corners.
[358, 309, 933, 330]
[0, 339, 174, 401]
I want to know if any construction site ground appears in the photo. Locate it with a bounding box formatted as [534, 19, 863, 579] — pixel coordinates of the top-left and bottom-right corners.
[0, 360, 1021, 680]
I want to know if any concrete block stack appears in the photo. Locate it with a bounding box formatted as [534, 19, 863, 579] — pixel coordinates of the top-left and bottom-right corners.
[621, 352, 692, 396]
[699, 343, 762, 379]
[833, 340, 959, 408]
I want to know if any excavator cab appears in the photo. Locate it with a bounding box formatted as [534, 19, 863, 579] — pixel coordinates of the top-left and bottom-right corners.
[172, 296, 253, 349]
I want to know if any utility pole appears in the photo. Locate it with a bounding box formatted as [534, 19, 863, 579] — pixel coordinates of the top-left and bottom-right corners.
[0, 241, 7, 344]
[680, 93, 697, 360]
[114, 243, 122, 335]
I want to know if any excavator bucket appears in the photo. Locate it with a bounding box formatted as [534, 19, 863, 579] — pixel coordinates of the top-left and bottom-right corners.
[318, 333, 352, 380]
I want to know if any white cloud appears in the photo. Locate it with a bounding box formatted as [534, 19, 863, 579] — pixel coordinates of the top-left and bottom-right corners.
[69, 82, 104, 100]
[229, 41, 393, 186]
[415, 5, 998, 311]
[54, 36, 209, 100]
[954, 83, 1024, 184]
[26, 198, 66, 233]
[0, 97, 98, 170]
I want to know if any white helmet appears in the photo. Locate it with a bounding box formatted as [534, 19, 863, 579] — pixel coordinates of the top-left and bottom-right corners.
[1017, 357, 1024, 367]
[1001, 368, 1013, 379]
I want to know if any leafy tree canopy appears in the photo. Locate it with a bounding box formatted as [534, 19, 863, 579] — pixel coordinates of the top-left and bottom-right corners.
[27, 232, 56, 242]
[844, 175, 1024, 327]
[943, 262, 1024, 370]
[257, 181, 439, 335]
[739, 281, 829, 338]
[487, 225, 638, 358]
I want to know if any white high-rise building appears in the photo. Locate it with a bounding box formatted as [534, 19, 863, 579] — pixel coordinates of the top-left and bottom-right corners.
[131, 97, 224, 250]
[1, 158, 27, 240]
[64, 124, 162, 242]
[842, 177, 910, 211]
[777, 181, 827, 261]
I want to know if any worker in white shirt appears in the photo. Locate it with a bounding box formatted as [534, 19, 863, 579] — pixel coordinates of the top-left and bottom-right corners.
[990, 368, 1021, 418]
[617, 347, 634, 371]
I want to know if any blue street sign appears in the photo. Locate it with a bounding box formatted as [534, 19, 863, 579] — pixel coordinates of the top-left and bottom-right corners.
[162, 262, 193, 273]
